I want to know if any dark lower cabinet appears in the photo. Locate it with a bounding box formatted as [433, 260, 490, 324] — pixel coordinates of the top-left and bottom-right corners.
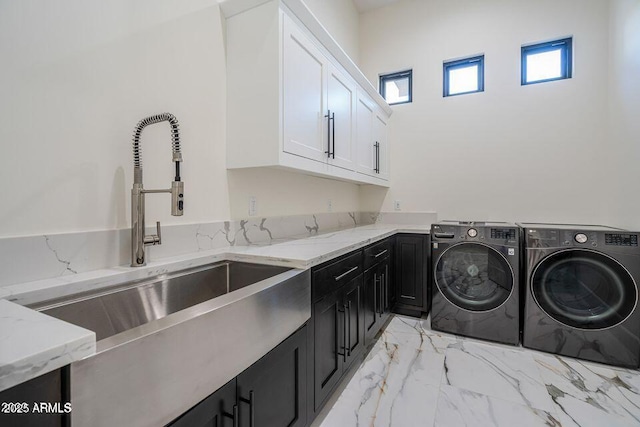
[364, 255, 391, 343]
[342, 277, 364, 372]
[237, 325, 307, 427]
[170, 379, 236, 427]
[313, 288, 343, 410]
[363, 265, 378, 342]
[312, 274, 363, 410]
[0, 367, 70, 427]
[310, 250, 364, 413]
[394, 234, 430, 314]
[170, 325, 307, 427]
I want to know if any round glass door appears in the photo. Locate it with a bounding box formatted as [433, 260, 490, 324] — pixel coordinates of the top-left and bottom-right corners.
[435, 243, 513, 312]
[532, 250, 637, 329]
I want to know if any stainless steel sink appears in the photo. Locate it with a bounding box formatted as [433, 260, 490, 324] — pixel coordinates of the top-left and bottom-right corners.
[36, 261, 290, 342]
[33, 261, 311, 427]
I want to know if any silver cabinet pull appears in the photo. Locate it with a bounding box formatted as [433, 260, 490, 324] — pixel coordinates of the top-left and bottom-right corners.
[374, 249, 388, 258]
[334, 266, 359, 281]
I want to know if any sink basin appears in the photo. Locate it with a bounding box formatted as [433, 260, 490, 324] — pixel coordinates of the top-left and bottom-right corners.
[36, 261, 290, 341]
[32, 260, 311, 427]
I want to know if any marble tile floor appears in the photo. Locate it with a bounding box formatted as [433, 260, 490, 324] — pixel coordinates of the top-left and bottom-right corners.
[318, 315, 640, 427]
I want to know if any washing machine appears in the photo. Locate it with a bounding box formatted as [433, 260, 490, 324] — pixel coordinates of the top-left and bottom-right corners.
[520, 223, 640, 368]
[431, 221, 521, 345]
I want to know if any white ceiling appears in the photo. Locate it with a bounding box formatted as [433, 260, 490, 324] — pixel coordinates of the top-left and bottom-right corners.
[353, 0, 404, 13]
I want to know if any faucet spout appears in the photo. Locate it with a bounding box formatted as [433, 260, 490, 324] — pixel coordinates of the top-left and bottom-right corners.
[130, 113, 184, 267]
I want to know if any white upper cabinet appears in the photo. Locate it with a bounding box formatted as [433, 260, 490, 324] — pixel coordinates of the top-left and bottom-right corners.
[283, 16, 327, 163]
[327, 63, 356, 170]
[225, 0, 391, 186]
[356, 91, 389, 180]
[374, 111, 389, 180]
[356, 91, 375, 175]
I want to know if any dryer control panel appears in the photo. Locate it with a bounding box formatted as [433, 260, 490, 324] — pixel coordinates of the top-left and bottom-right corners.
[605, 234, 638, 247]
[525, 228, 640, 251]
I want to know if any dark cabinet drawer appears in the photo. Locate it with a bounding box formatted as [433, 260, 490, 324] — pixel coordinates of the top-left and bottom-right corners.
[363, 238, 391, 270]
[312, 251, 363, 300]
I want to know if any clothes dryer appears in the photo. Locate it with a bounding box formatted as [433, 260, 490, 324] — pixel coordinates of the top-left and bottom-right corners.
[520, 223, 640, 368]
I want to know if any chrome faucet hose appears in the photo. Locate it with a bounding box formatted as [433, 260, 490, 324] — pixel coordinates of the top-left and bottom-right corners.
[132, 113, 182, 181]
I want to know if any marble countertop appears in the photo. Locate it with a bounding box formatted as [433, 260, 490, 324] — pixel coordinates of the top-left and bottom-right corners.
[0, 299, 95, 392]
[0, 223, 430, 392]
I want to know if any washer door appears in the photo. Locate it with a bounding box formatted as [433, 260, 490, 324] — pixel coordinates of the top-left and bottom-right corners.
[532, 249, 637, 330]
[435, 243, 514, 312]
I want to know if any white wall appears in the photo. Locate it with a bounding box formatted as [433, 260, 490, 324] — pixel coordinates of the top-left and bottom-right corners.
[0, 0, 361, 238]
[359, 0, 629, 227]
[303, 0, 360, 64]
[608, 0, 640, 230]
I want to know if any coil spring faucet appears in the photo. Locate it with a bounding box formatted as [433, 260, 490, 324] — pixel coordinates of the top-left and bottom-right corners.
[130, 113, 184, 267]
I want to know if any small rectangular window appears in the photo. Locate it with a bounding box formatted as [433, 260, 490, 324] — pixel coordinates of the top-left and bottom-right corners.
[379, 70, 412, 105]
[522, 37, 572, 85]
[443, 55, 484, 97]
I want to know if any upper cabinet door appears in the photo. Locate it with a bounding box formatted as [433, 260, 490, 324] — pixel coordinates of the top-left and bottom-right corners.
[355, 92, 375, 176]
[374, 111, 389, 180]
[283, 14, 328, 163]
[327, 63, 356, 171]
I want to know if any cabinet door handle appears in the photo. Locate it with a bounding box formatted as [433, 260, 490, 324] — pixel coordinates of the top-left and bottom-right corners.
[374, 273, 380, 316]
[343, 304, 348, 362]
[223, 404, 239, 427]
[335, 266, 358, 281]
[337, 305, 345, 359]
[346, 300, 352, 356]
[331, 112, 336, 159]
[374, 249, 388, 258]
[324, 110, 334, 158]
[239, 391, 255, 427]
[378, 273, 383, 316]
[382, 272, 386, 313]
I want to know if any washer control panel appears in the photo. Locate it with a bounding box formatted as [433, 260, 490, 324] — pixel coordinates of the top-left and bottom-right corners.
[491, 228, 517, 240]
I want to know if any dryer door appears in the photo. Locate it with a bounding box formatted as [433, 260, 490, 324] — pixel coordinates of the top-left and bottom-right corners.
[532, 249, 637, 329]
[435, 242, 514, 312]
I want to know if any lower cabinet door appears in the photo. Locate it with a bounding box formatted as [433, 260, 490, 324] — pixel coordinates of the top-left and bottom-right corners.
[313, 290, 345, 410]
[395, 235, 426, 309]
[364, 266, 379, 343]
[169, 379, 237, 427]
[237, 325, 307, 427]
[0, 368, 68, 427]
[381, 258, 391, 318]
[343, 274, 364, 370]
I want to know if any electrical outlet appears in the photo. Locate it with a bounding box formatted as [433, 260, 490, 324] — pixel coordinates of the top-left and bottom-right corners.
[394, 200, 401, 211]
[327, 199, 333, 212]
[249, 196, 257, 216]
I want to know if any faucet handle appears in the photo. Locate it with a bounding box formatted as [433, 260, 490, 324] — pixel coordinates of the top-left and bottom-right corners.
[143, 221, 162, 246]
[155, 221, 162, 245]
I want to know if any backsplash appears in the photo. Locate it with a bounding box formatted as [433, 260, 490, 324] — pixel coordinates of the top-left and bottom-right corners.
[0, 211, 436, 288]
